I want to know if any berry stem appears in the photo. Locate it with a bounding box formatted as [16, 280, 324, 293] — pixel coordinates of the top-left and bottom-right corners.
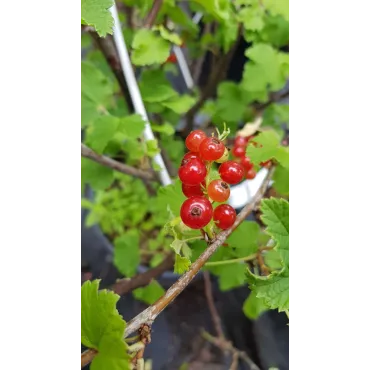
[205, 254, 257, 267]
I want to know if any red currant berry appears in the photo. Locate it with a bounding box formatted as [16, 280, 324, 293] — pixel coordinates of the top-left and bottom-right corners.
[218, 161, 245, 185]
[234, 136, 247, 146]
[213, 204, 236, 230]
[185, 130, 207, 152]
[215, 147, 229, 163]
[182, 182, 205, 198]
[166, 53, 177, 64]
[183, 151, 203, 162]
[199, 137, 226, 161]
[178, 158, 207, 185]
[245, 168, 257, 180]
[232, 145, 246, 158]
[240, 156, 253, 171]
[180, 196, 213, 229]
[260, 160, 272, 168]
[207, 180, 230, 203]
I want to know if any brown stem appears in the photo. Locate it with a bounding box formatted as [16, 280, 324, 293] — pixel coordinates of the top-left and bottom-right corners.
[203, 271, 225, 340]
[81, 143, 156, 182]
[82, 168, 274, 367]
[202, 331, 260, 370]
[88, 33, 134, 113]
[111, 255, 173, 295]
[81, 348, 97, 368]
[192, 22, 213, 85]
[182, 25, 243, 137]
[254, 89, 289, 112]
[144, 0, 163, 28]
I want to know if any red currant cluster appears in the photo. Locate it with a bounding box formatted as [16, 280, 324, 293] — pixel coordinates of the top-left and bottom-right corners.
[231, 134, 272, 179]
[178, 130, 245, 231]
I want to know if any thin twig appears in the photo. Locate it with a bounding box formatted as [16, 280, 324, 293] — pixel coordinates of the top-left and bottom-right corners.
[192, 22, 213, 85]
[254, 89, 289, 112]
[111, 255, 173, 295]
[81, 167, 274, 367]
[144, 0, 163, 28]
[81, 349, 97, 367]
[88, 33, 135, 113]
[81, 143, 157, 182]
[202, 331, 260, 370]
[203, 271, 225, 340]
[205, 254, 257, 267]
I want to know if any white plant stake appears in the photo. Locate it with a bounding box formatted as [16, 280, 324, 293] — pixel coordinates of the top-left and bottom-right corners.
[109, 3, 172, 186]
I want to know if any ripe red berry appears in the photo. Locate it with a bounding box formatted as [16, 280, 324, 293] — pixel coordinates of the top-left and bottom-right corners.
[213, 204, 236, 230]
[240, 156, 253, 172]
[234, 136, 247, 146]
[183, 151, 203, 162]
[207, 180, 230, 203]
[185, 130, 207, 153]
[218, 161, 245, 185]
[260, 160, 272, 168]
[182, 182, 205, 198]
[178, 158, 207, 185]
[245, 168, 257, 180]
[180, 196, 213, 229]
[232, 145, 246, 158]
[166, 53, 177, 63]
[199, 137, 226, 161]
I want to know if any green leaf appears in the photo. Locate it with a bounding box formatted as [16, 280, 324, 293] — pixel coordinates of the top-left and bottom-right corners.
[161, 95, 196, 114]
[157, 179, 186, 215]
[216, 17, 239, 52]
[174, 254, 191, 274]
[226, 221, 260, 256]
[238, 3, 264, 31]
[214, 82, 248, 122]
[170, 239, 186, 254]
[259, 14, 289, 47]
[87, 116, 119, 153]
[113, 230, 140, 277]
[139, 69, 178, 103]
[272, 165, 289, 195]
[260, 198, 289, 266]
[118, 114, 145, 138]
[153, 25, 182, 45]
[243, 291, 269, 319]
[81, 0, 114, 37]
[264, 0, 289, 20]
[247, 130, 289, 168]
[151, 122, 175, 136]
[146, 139, 160, 157]
[81, 280, 129, 363]
[81, 62, 114, 126]
[246, 268, 289, 311]
[131, 29, 170, 66]
[218, 264, 246, 291]
[263, 103, 289, 129]
[264, 249, 283, 270]
[150, 254, 165, 268]
[81, 158, 114, 190]
[242, 44, 288, 93]
[191, 0, 231, 21]
[245, 198, 289, 312]
[133, 280, 165, 304]
[91, 353, 130, 370]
